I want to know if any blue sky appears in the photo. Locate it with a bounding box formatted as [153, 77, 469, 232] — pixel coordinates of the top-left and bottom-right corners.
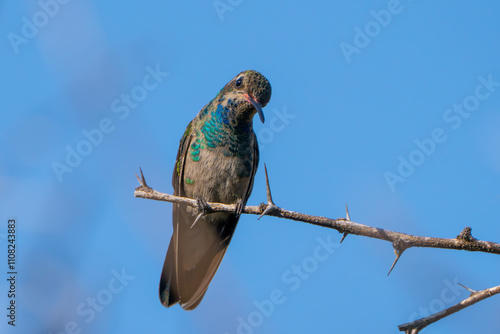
[1, 1, 500, 333]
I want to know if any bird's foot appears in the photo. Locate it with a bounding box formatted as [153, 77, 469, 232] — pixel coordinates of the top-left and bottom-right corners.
[190, 198, 214, 229]
[234, 200, 245, 217]
[196, 197, 213, 215]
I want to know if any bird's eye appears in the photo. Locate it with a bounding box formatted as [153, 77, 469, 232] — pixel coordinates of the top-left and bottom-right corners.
[235, 76, 243, 87]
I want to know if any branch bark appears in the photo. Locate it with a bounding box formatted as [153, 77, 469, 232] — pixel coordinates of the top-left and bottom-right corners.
[398, 284, 500, 333]
[134, 187, 500, 257]
[134, 167, 500, 332]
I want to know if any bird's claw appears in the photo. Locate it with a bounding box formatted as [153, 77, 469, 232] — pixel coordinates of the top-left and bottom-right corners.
[196, 198, 213, 215]
[234, 201, 245, 216]
[191, 198, 213, 229]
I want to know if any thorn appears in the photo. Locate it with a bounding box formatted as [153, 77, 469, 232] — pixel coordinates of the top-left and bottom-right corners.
[345, 203, 351, 221]
[340, 233, 348, 243]
[135, 167, 152, 191]
[258, 203, 279, 220]
[387, 246, 405, 276]
[388, 240, 410, 276]
[458, 283, 478, 296]
[139, 167, 147, 185]
[190, 198, 214, 229]
[387, 253, 401, 276]
[264, 163, 274, 205]
[258, 164, 279, 220]
[191, 213, 204, 229]
[340, 204, 350, 243]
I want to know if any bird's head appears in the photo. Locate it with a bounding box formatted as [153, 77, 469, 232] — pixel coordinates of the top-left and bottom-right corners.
[217, 70, 272, 126]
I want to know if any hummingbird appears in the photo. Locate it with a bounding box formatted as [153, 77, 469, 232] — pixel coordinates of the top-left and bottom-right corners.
[159, 70, 272, 310]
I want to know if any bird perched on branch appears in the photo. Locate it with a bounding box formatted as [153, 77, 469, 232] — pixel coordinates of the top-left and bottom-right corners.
[159, 70, 272, 310]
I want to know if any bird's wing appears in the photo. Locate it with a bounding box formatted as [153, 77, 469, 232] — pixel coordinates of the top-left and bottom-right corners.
[242, 131, 259, 207]
[159, 120, 194, 307]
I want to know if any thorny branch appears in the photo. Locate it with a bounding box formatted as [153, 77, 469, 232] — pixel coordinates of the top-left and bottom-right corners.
[134, 166, 500, 332]
[134, 167, 500, 256]
[398, 284, 500, 333]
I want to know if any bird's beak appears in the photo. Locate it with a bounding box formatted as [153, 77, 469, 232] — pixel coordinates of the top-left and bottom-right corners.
[244, 92, 265, 123]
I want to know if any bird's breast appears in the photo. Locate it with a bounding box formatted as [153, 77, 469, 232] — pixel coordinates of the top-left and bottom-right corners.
[182, 137, 256, 205]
